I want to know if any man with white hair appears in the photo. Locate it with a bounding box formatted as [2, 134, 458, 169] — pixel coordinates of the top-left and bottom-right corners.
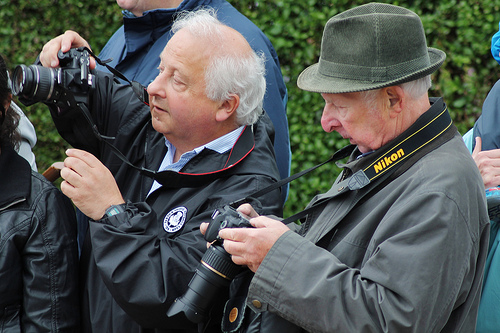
[36, 8, 282, 333]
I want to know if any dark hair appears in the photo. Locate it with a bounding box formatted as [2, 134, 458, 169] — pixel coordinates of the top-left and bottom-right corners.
[0, 54, 21, 149]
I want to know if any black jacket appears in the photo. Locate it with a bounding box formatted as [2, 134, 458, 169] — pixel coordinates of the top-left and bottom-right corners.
[49, 71, 282, 332]
[0, 145, 79, 332]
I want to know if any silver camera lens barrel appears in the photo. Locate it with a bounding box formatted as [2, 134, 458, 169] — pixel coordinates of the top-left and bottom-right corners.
[32, 66, 56, 100]
[12, 64, 56, 101]
[12, 64, 30, 96]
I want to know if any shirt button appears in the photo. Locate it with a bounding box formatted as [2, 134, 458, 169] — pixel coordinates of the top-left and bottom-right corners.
[252, 300, 262, 308]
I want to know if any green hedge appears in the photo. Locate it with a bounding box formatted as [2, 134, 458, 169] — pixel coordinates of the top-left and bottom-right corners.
[0, 0, 122, 172]
[2, 0, 499, 217]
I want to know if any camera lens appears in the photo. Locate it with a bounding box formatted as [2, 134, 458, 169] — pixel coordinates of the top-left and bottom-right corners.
[12, 65, 57, 101]
[167, 206, 252, 324]
[167, 244, 243, 323]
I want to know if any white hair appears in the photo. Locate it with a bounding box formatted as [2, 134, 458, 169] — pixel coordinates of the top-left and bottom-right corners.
[359, 75, 432, 108]
[400, 75, 432, 99]
[172, 8, 266, 125]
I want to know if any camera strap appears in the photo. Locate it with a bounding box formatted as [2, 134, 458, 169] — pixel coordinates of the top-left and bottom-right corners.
[231, 103, 454, 224]
[76, 48, 454, 225]
[229, 144, 356, 209]
[75, 48, 343, 190]
[76, 48, 283, 189]
[77, 97, 265, 187]
[82, 47, 149, 106]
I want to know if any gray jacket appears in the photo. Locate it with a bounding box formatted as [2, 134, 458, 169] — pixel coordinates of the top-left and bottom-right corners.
[12, 102, 37, 171]
[245, 99, 490, 332]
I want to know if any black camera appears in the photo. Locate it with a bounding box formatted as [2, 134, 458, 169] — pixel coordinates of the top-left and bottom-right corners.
[167, 205, 253, 323]
[12, 47, 94, 110]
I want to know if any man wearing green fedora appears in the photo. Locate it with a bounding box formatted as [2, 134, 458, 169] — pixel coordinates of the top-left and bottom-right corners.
[203, 3, 490, 332]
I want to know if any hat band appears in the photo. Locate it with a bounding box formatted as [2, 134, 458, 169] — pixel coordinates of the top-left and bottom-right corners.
[318, 53, 431, 82]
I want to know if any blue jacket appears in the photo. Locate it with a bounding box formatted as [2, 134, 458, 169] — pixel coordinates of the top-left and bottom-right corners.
[464, 79, 500, 333]
[97, 0, 290, 202]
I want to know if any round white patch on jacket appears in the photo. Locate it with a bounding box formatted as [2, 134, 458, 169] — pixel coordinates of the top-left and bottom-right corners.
[163, 207, 187, 233]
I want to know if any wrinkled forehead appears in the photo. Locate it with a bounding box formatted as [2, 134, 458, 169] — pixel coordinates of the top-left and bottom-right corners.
[164, 28, 215, 57]
[175, 24, 252, 55]
[158, 30, 213, 80]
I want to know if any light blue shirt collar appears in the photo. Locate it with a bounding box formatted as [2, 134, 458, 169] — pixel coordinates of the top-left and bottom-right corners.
[148, 126, 245, 196]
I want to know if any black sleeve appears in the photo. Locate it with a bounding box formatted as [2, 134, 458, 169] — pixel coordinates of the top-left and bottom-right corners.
[22, 181, 80, 331]
[89, 177, 282, 330]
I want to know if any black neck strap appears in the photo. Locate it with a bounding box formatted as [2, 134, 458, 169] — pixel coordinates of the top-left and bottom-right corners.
[76, 48, 259, 188]
[229, 144, 356, 208]
[361, 106, 453, 183]
[78, 47, 453, 219]
[78, 102, 257, 188]
[231, 105, 453, 224]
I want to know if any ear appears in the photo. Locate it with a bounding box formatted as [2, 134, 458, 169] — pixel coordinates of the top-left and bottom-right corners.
[384, 86, 404, 117]
[215, 93, 239, 122]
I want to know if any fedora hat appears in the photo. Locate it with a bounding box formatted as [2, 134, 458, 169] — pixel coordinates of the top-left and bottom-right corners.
[297, 3, 446, 94]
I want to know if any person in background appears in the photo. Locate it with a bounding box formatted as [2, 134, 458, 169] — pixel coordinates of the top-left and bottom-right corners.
[1, 51, 38, 170]
[0, 53, 79, 332]
[36, 8, 282, 333]
[462, 81, 500, 333]
[202, 3, 490, 332]
[461, 20, 500, 333]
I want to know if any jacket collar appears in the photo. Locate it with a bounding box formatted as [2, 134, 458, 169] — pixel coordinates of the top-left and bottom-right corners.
[144, 122, 255, 188]
[340, 97, 448, 172]
[304, 98, 454, 242]
[122, 0, 212, 56]
[0, 144, 31, 209]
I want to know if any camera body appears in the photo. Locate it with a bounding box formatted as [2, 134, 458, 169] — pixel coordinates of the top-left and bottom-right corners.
[167, 205, 253, 323]
[12, 47, 94, 111]
[204, 205, 253, 243]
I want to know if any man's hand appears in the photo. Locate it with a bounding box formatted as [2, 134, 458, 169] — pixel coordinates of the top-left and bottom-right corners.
[472, 136, 500, 189]
[60, 148, 125, 220]
[211, 203, 289, 273]
[199, 203, 262, 237]
[39, 30, 96, 69]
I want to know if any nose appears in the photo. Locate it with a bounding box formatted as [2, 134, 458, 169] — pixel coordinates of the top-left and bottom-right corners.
[320, 107, 341, 133]
[147, 75, 165, 98]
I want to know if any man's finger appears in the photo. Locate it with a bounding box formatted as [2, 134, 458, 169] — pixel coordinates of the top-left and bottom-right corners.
[66, 148, 101, 169]
[236, 203, 259, 218]
[219, 228, 239, 242]
[472, 136, 482, 157]
[200, 222, 209, 235]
